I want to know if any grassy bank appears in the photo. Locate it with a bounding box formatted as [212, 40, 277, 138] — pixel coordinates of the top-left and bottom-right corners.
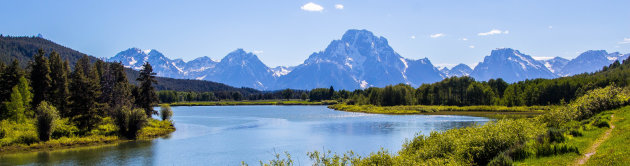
[328, 104, 550, 119]
[0, 118, 174, 155]
[586, 106, 630, 165]
[254, 86, 630, 165]
[166, 100, 338, 106]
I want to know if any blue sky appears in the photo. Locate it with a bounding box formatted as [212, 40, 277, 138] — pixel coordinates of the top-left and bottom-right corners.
[1, 0, 629, 68]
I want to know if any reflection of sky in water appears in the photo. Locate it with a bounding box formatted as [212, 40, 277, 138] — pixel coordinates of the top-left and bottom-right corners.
[0, 105, 490, 165]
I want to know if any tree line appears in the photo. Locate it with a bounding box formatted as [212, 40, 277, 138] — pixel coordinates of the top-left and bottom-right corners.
[0, 49, 162, 140]
[332, 58, 630, 107]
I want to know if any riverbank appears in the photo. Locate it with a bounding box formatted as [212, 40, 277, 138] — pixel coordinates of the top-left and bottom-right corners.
[0, 119, 174, 155]
[328, 104, 549, 118]
[166, 100, 338, 106]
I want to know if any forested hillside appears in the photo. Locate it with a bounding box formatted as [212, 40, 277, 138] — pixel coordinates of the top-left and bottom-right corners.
[0, 35, 259, 95]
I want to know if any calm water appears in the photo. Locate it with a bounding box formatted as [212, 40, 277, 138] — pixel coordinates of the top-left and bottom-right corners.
[1, 105, 490, 165]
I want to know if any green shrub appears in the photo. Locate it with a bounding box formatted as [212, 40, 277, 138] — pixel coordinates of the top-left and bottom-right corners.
[536, 128, 565, 143]
[52, 118, 79, 139]
[488, 152, 513, 166]
[160, 104, 173, 121]
[534, 143, 579, 157]
[89, 117, 118, 136]
[568, 129, 583, 137]
[398, 119, 544, 165]
[115, 107, 147, 139]
[35, 101, 59, 142]
[15, 133, 39, 145]
[0, 119, 38, 146]
[593, 118, 610, 128]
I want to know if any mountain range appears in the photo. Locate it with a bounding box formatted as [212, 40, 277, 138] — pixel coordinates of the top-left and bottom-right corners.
[108, 29, 630, 90]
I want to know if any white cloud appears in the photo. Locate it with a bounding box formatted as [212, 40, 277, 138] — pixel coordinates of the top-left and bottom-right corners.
[460, 38, 468, 41]
[253, 50, 264, 54]
[469, 45, 475, 48]
[335, 4, 344, 10]
[618, 38, 630, 44]
[410, 35, 416, 39]
[478, 29, 509, 36]
[430, 33, 444, 38]
[301, 2, 324, 12]
[548, 26, 553, 29]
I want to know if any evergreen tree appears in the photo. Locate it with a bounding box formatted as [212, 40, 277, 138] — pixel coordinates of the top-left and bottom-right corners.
[136, 62, 158, 116]
[282, 89, 293, 101]
[17, 76, 33, 116]
[69, 56, 102, 131]
[328, 86, 335, 100]
[3, 86, 25, 122]
[30, 49, 52, 107]
[110, 63, 134, 113]
[300, 92, 308, 101]
[0, 60, 23, 103]
[49, 51, 70, 116]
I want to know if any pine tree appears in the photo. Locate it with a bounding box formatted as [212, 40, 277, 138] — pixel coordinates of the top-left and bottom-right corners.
[49, 51, 70, 116]
[69, 56, 102, 131]
[136, 62, 158, 116]
[0, 60, 23, 103]
[30, 49, 52, 107]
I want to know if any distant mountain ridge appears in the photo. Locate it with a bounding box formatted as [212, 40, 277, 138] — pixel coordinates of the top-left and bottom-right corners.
[107, 29, 629, 89]
[0, 35, 258, 94]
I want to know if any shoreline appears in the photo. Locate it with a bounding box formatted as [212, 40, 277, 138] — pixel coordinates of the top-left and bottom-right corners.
[327, 104, 547, 119]
[0, 119, 175, 156]
[165, 100, 338, 106]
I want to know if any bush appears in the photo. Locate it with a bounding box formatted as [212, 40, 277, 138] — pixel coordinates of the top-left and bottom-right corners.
[35, 101, 59, 142]
[0, 119, 38, 146]
[89, 117, 118, 136]
[115, 107, 147, 139]
[488, 152, 513, 166]
[398, 119, 545, 165]
[160, 104, 173, 121]
[52, 118, 79, 139]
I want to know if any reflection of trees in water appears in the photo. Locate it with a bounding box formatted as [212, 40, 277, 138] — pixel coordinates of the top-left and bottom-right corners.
[112, 140, 155, 165]
[0, 140, 156, 165]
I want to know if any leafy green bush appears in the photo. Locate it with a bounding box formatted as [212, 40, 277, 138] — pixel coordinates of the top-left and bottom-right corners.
[89, 117, 118, 136]
[398, 119, 544, 165]
[52, 118, 79, 139]
[35, 101, 59, 142]
[534, 143, 579, 157]
[115, 107, 147, 139]
[488, 152, 513, 166]
[160, 104, 173, 121]
[0, 119, 38, 146]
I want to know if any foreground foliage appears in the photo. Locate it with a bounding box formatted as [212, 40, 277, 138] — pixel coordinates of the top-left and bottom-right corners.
[255, 85, 630, 165]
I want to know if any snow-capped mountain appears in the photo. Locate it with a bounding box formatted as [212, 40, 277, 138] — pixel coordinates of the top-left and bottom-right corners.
[274, 29, 443, 90]
[194, 49, 275, 89]
[470, 48, 556, 82]
[109, 30, 629, 90]
[271, 66, 295, 77]
[558, 50, 629, 76]
[537, 57, 569, 74]
[109, 48, 187, 78]
[440, 64, 473, 77]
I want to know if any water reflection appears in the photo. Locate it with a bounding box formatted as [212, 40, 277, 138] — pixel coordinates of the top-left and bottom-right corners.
[0, 105, 490, 165]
